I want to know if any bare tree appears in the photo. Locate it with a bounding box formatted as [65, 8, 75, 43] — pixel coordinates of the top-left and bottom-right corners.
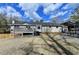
[70, 8, 79, 22]
[0, 13, 10, 33]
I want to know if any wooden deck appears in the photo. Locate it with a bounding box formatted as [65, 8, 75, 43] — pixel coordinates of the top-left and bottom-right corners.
[11, 28, 34, 34]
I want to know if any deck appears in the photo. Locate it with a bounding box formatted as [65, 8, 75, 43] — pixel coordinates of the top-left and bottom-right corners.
[11, 28, 34, 34]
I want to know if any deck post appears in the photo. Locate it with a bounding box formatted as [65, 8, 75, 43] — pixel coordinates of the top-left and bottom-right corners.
[32, 28, 35, 36]
[21, 33, 23, 37]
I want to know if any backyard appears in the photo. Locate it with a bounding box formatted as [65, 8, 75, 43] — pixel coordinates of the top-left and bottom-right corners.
[0, 33, 79, 55]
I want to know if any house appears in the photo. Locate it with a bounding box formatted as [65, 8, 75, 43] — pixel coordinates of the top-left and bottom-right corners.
[9, 21, 62, 36]
[61, 21, 79, 37]
[31, 22, 62, 33]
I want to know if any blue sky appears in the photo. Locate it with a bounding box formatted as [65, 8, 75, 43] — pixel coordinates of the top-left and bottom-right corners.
[0, 3, 79, 23]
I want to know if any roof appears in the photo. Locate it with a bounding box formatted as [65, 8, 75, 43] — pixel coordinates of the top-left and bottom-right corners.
[30, 22, 61, 26]
[61, 21, 79, 27]
[61, 21, 74, 26]
[8, 22, 61, 27]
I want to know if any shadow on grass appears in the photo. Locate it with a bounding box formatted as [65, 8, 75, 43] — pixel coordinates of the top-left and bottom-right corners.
[20, 46, 44, 55]
[47, 34, 73, 55]
[20, 41, 44, 55]
[20, 43, 33, 55]
[66, 42, 79, 50]
[40, 35, 62, 55]
[59, 34, 79, 50]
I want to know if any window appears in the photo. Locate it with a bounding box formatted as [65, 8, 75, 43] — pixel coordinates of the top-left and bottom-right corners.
[15, 25, 19, 28]
[26, 26, 30, 29]
[56, 26, 58, 28]
[49, 26, 51, 28]
[28, 26, 30, 29]
[38, 26, 40, 29]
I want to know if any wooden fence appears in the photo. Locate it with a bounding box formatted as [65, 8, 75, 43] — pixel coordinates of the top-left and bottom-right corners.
[0, 34, 14, 39]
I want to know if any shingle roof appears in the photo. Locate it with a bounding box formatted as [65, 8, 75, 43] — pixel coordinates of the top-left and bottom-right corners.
[30, 22, 61, 26]
[61, 21, 79, 26]
[8, 22, 61, 27]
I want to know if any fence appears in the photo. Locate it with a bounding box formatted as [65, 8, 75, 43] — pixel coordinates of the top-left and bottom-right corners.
[63, 27, 79, 38]
[0, 34, 14, 39]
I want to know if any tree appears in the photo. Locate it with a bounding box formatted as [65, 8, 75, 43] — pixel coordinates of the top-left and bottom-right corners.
[0, 13, 9, 33]
[70, 8, 79, 22]
[0, 14, 7, 26]
[52, 17, 58, 25]
[0, 13, 25, 33]
[7, 16, 24, 24]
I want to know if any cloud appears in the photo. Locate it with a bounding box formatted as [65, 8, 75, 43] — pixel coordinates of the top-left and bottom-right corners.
[0, 3, 78, 23]
[43, 20, 50, 22]
[6, 6, 22, 17]
[19, 3, 39, 11]
[6, 6, 16, 13]
[61, 4, 78, 10]
[24, 12, 30, 18]
[43, 3, 63, 14]
[0, 7, 6, 14]
[62, 4, 70, 10]
[19, 3, 79, 22]
[32, 12, 42, 20]
[19, 3, 42, 20]
[49, 11, 68, 19]
[0, 5, 22, 18]
[40, 3, 51, 8]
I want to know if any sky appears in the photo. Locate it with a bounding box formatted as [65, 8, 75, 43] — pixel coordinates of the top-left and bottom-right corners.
[0, 3, 79, 23]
